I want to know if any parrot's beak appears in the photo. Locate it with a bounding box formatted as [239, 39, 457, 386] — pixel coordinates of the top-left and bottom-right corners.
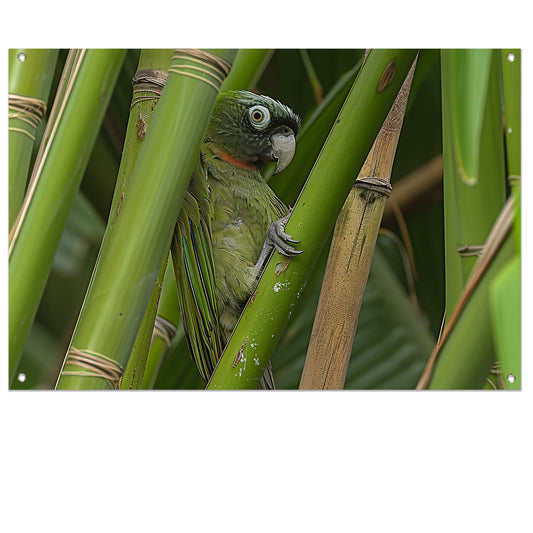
[259, 126, 296, 173]
[271, 131, 296, 173]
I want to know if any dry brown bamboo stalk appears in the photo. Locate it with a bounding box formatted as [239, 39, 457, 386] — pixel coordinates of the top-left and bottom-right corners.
[299, 57, 418, 390]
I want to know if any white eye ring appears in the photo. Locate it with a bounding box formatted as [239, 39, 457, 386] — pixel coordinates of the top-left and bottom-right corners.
[249, 105, 270, 130]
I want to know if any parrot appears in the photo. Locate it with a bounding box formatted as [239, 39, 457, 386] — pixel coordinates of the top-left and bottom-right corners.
[171, 90, 302, 389]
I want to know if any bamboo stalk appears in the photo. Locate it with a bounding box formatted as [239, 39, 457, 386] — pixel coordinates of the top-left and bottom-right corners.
[299, 58, 417, 390]
[221, 49, 273, 91]
[8, 49, 58, 228]
[206, 49, 419, 389]
[441, 49, 506, 319]
[115, 51, 174, 389]
[120, 249, 170, 389]
[9, 49, 126, 384]
[141, 260, 182, 389]
[500, 49, 521, 255]
[56, 49, 237, 390]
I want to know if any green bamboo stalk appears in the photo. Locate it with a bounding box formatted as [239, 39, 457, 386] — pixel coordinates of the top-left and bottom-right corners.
[56, 49, 237, 390]
[9, 49, 126, 385]
[207, 49, 419, 389]
[501, 49, 521, 254]
[500, 50, 520, 183]
[491, 49, 521, 390]
[441, 49, 506, 319]
[114, 50, 174, 389]
[141, 260, 182, 389]
[120, 250, 170, 389]
[299, 58, 416, 390]
[489, 255, 520, 389]
[9, 48, 58, 228]
[221, 49, 273, 91]
[105, 50, 173, 228]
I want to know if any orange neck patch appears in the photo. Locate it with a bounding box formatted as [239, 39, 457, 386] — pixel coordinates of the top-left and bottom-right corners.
[217, 150, 257, 171]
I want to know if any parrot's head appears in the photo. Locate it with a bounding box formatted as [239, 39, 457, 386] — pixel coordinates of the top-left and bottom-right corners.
[206, 90, 301, 173]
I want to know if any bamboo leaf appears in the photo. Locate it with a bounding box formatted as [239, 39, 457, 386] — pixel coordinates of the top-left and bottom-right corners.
[299, 49, 323, 103]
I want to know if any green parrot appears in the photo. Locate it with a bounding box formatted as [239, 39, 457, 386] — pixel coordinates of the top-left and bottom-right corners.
[171, 90, 302, 389]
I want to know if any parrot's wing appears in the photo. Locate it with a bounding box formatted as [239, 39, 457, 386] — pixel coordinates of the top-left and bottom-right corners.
[171, 164, 223, 383]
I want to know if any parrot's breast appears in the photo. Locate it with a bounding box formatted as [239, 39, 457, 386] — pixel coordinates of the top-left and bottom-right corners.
[206, 160, 287, 338]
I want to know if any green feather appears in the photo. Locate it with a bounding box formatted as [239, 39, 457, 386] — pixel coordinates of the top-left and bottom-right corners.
[172, 90, 300, 388]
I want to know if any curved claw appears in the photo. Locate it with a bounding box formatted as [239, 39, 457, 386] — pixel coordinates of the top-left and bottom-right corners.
[267, 216, 303, 257]
[255, 214, 303, 273]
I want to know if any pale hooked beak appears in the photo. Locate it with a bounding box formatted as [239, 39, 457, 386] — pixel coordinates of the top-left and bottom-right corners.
[271, 131, 296, 173]
[259, 127, 296, 173]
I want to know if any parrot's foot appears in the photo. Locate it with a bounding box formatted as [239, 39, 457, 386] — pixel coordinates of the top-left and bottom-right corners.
[255, 214, 303, 273]
[266, 214, 303, 257]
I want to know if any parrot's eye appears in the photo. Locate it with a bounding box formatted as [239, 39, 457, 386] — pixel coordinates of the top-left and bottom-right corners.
[249, 105, 270, 130]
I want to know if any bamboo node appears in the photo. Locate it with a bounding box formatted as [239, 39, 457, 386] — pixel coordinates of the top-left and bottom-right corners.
[377, 57, 397, 93]
[62, 347, 124, 389]
[132, 69, 168, 89]
[355, 176, 393, 197]
[508, 174, 520, 187]
[130, 69, 168, 112]
[153, 315, 177, 347]
[168, 49, 232, 92]
[8, 94, 47, 140]
[456, 244, 484, 257]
